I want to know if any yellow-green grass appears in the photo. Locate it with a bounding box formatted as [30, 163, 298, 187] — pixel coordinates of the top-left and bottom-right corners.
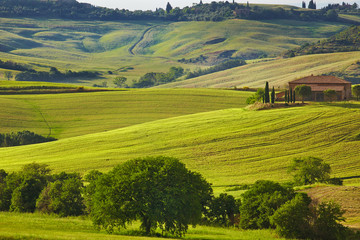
[158, 51, 360, 88]
[0, 80, 81, 88]
[0, 89, 251, 139]
[339, 14, 360, 23]
[303, 185, 360, 229]
[0, 103, 358, 189]
[0, 17, 349, 85]
[0, 212, 283, 240]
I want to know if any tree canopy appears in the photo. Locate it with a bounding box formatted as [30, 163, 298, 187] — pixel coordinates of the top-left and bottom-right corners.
[89, 156, 213, 236]
[295, 84, 312, 103]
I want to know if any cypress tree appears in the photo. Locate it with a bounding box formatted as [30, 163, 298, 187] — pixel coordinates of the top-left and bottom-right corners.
[264, 82, 270, 103]
[285, 90, 288, 103]
[293, 91, 296, 103]
[271, 86, 275, 104]
[289, 88, 293, 103]
[166, 2, 173, 13]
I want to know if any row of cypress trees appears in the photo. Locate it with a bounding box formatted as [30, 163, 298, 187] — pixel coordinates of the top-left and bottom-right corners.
[263, 82, 296, 104]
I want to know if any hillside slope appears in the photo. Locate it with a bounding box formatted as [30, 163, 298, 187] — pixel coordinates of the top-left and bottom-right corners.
[0, 17, 348, 85]
[0, 89, 251, 139]
[0, 103, 358, 188]
[157, 51, 360, 88]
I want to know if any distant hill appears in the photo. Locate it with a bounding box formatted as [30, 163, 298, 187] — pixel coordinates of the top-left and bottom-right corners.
[284, 25, 360, 57]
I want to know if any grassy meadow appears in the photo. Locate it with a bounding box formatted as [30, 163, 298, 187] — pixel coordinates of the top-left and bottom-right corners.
[0, 212, 284, 240]
[0, 89, 251, 138]
[0, 17, 349, 86]
[0, 100, 358, 189]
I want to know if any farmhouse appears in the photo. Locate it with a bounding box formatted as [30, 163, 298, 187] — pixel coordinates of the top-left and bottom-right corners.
[288, 75, 352, 101]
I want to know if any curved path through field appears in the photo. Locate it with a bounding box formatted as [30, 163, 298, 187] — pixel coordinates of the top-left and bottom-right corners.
[128, 25, 158, 55]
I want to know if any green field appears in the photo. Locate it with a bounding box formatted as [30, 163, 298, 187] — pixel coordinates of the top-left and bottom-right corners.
[158, 51, 360, 88]
[0, 97, 358, 189]
[0, 17, 349, 86]
[0, 212, 284, 240]
[0, 89, 251, 138]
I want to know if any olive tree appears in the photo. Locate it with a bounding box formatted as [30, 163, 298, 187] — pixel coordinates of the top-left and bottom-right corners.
[89, 156, 212, 236]
[295, 84, 312, 103]
[4, 71, 13, 80]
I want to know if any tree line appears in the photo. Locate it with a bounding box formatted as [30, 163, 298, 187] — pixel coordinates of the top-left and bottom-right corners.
[0, 156, 358, 239]
[0, 0, 354, 23]
[15, 67, 99, 82]
[0, 131, 55, 147]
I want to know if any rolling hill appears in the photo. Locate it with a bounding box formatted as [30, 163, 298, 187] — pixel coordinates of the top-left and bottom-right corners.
[0, 88, 251, 139]
[157, 51, 360, 88]
[0, 17, 349, 86]
[0, 102, 358, 189]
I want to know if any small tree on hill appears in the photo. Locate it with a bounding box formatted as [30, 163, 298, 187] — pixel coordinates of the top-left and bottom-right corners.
[113, 76, 127, 88]
[295, 85, 311, 103]
[352, 85, 360, 100]
[4, 71, 13, 81]
[324, 89, 337, 102]
[288, 156, 331, 185]
[302, 1, 306, 8]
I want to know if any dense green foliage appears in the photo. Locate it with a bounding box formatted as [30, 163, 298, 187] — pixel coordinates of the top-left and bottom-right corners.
[0, 59, 30, 71]
[295, 84, 312, 103]
[239, 180, 295, 229]
[0, 163, 84, 217]
[89, 156, 212, 236]
[0, 131, 55, 147]
[15, 67, 99, 82]
[271, 193, 312, 239]
[132, 67, 184, 88]
[204, 193, 240, 226]
[246, 88, 264, 104]
[324, 89, 338, 101]
[352, 85, 360, 100]
[288, 156, 331, 185]
[186, 60, 246, 79]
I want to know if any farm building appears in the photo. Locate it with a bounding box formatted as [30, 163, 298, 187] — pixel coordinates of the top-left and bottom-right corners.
[288, 75, 352, 101]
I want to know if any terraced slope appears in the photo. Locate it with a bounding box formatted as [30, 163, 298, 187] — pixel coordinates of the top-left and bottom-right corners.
[0, 89, 251, 139]
[0, 103, 358, 188]
[157, 51, 360, 88]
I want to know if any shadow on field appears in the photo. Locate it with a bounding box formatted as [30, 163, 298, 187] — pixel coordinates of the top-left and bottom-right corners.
[340, 175, 360, 180]
[319, 102, 360, 109]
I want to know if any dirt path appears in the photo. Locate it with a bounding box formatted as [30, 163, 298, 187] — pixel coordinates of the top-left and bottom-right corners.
[128, 26, 157, 55]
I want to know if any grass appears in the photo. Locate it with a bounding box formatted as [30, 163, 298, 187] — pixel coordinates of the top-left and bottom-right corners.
[0, 89, 251, 139]
[158, 51, 360, 88]
[0, 17, 349, 86]
[0, 212, 284, 240]
[0, 101, 358, 189]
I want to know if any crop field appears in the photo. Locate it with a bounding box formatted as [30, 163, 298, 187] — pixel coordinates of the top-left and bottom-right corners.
[0, 17, 349, 85]
[158, 51, 360, 88]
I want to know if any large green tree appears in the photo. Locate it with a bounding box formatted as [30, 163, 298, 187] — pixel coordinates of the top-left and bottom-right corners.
[295, 85, 312, 103]
[89, 156, 212, 236]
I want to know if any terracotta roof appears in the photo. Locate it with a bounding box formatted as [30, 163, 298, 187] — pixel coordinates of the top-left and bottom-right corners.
[289, 75, 351, 84]
[310, 86, 345, 92]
